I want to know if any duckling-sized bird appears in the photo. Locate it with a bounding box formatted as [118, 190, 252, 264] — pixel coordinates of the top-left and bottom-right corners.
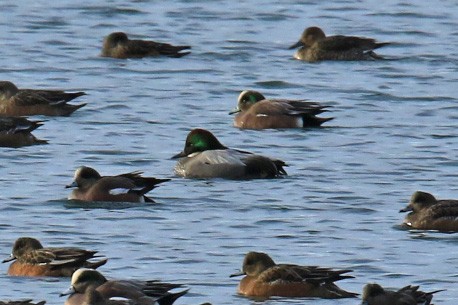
[230, 251, 357, 299]
[2, 237, 107, 277]
[66, 166, 170, 203]
[172, 128, 287, 179]
[102, 32, 191, 59]
[400, 191, 458, 232]
[230, 90, 333, 129]
[61, 268, 188, 305]
[289, 26, 390, 62]
[361, 283, 443, 305]
[0, 116, 47, 147]
[0, 81, 86, 116]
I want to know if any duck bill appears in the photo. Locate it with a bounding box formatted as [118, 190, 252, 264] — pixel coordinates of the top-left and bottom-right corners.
[60, 286, 76, 297]
[2, 255, 16, 263]
[399, 206, 413, 213]
[288, 40, 303, 49]
[228, 108, 241, 115]
[65, 181, 78, 189]
[229, 270, 246, 278]
[171, 151, 186, 159]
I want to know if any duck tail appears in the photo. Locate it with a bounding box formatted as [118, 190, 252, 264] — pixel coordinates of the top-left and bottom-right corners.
[302, 115, 333, 127]
[84, 258, 108, 270]
[156, 289, 189, 305]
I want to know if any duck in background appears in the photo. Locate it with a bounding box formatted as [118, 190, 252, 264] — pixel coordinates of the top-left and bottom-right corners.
[102, 32, 191, 59]
[61, 268, 188, 305]
[289, 26, 390, 62]
[2, 237, 107, 277]
[66, 166, 170, 203]
[361, 283, 443, 305]
[0, 117, 47, 147]
[400, 191, 458, 232]
[230, 90, 333, 129]
[0, 81, 86, 116]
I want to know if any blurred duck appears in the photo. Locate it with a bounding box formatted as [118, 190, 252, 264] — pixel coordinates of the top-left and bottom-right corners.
[361, 283, 443, 305]
[289, 26, 389, 62]
[0, 301, 45, 305]
[61, 268, 188, 305]
[0, 81, 86, 116]
[400, 191, 458, 232]
[0, 117, 47, 147]
[102, 32, 191, 59]
[2, 237, 107, 277]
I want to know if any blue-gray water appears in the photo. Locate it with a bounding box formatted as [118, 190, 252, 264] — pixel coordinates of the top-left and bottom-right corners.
[1, 0, 458, 304]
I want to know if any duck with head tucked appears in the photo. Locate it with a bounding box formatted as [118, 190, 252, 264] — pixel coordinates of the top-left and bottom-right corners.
[361, 283, 443, 305]
[0, 81, 86, 117]
[102, 32, 191, 59]
[289, 26, 390, 62]
[400, 191, 458, 232]
[172, 128, 287, 179]
[67, 166, 170, 203]
[61, 268, 188, 305]
[230, 90, 333, 129]
[2, 237, 107, 277]
[0, 117, 47, 147]
[230, 251, 357, 299]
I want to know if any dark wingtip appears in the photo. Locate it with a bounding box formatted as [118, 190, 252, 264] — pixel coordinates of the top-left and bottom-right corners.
[156, 289, 189, 305]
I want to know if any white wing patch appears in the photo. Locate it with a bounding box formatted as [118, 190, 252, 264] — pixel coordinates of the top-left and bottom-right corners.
[109, 188, 130, 195]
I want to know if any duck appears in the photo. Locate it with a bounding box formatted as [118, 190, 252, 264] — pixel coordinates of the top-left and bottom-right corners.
[289, 26, 389, 62]
[230, 90, 333, 129]
[0, 301, 45, 305]
[230, 251, 357, 299]
[61, 268, 188, 305]
[0, 116, 47, 147]
[400, 191, 458, 232]
[0, 81, 86, 116]
[361, 283, 443, 305]
[172, 128, 287, 179]
[2, 237, 107, 277]
[102, 32, 191, 59]
[66, 166, 170, 203]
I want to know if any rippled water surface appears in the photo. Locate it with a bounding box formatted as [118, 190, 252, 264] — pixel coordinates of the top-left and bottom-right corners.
[1, 0, 458, 304]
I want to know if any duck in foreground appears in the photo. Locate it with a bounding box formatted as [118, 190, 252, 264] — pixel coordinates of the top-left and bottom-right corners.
[172, 128, 287, 179]
[61, 268, 188, 305]
[0, 117, 47, 147]
[66, 166, 170, 203]
[400, 191, 458, 232]
[2, 237, 107, 277]
[230, 90, 333, 129]
[230, 251, 357, 299]
[0, 81, 86, 116]
[362, 283, 443, 305]
[289, 26, 390, 62]
[102, 32, 191, 59]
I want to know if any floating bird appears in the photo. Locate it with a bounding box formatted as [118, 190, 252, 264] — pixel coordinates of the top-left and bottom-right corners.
[66, 166, 170, 203]
[172, 128, 287, 179]
[289, 26, 389, 62]
[102, 32, 191, 59]
[0, 81, 86, 116]
[230, 90, 333, 129]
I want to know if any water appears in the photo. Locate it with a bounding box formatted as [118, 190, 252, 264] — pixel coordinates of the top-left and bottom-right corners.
[1, 0, 457, 304]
